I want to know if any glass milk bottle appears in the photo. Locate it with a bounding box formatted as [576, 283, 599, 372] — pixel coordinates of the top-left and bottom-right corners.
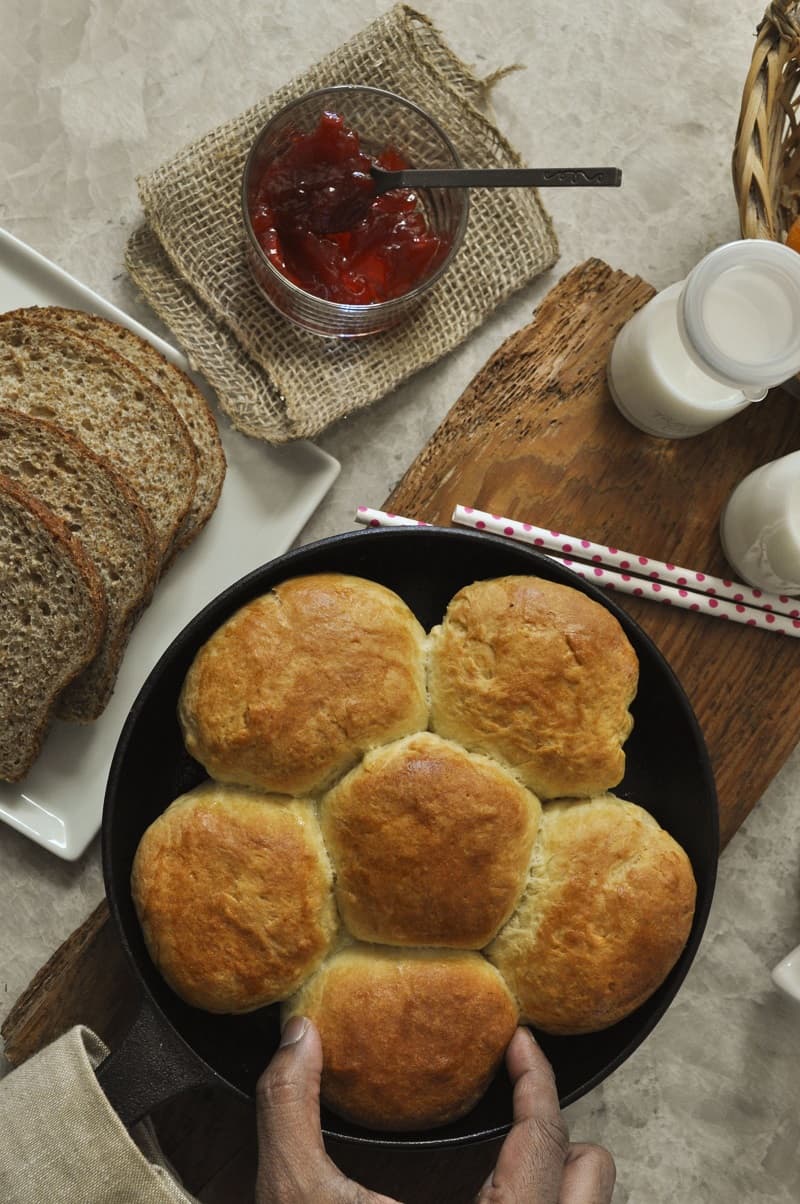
[607, 240, 800, 438]
[720, 450, 800, 595]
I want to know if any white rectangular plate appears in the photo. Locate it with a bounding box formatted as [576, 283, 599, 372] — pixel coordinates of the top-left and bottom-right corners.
[0, 227, 340, 860]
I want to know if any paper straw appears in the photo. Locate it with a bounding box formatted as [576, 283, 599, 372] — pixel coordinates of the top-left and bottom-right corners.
[355, 506, 800, 639]
[452, 505, 800, 620]
[355, 506, 432, 528]
[549, 553, 800, 637]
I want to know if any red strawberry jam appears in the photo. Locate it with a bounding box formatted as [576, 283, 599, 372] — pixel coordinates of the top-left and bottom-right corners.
[247, 111, 449, 304]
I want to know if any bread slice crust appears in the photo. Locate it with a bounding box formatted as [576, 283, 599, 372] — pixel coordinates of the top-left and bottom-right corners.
[0, 311, 197, 563]
[34, 306, 226, 553]
[0, 406, 160, 720]
[0, 473, 106, 780]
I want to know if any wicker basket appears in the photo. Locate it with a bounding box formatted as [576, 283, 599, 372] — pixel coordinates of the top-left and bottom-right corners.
[733, 1, 800, 240]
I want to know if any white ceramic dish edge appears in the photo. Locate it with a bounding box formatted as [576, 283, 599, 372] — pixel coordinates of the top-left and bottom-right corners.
[772, 946, 800, 1004]
[0, 227, 340, 860]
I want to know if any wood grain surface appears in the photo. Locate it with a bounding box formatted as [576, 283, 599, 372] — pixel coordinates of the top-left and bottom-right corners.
[5, 258, 800, 1202]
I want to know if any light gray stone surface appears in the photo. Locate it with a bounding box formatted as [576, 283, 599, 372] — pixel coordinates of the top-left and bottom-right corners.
[1, 1, 798, 1200]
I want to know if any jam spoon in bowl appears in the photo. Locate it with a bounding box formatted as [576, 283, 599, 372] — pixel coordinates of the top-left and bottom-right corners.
[312, 164, 622, 233]
[371, 163, 622, 192]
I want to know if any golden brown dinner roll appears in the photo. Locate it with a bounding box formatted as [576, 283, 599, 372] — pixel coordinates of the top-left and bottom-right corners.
[486, 795, 696, 1034]
[178, 573, 429, 795]
[131, 781, 337, 1013]
[428, 575, 639, 799]
[320, 732, 541, 948]
[282, 945, 518, 1130]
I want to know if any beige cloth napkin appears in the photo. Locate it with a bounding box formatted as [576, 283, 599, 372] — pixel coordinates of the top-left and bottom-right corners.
[0, 1027, 196, 1204]
[126, 3, 559, 443]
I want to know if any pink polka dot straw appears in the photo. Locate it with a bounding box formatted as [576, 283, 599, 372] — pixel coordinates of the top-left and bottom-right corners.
[355, 506, 433, 530]
[353, 506, 800, 638]
[449, 506, 800, 638]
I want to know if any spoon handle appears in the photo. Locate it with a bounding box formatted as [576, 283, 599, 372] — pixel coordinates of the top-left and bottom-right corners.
[373, 165, 622, 191]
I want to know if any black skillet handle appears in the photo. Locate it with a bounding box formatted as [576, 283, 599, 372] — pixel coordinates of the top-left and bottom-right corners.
[95, 994, 219, 1128]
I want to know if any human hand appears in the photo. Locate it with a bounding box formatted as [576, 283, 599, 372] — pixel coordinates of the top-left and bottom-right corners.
[476, 1027, 616, 1203]
[255, 1018, 614, 1204]
[255, 1015, 401, 1204]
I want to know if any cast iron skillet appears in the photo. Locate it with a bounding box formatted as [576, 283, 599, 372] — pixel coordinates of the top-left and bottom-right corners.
[98, 527, 718, 1145]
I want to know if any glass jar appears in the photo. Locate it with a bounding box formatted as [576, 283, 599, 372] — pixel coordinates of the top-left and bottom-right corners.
[242, 85, 468, 338]
[607, 239, 800, 438]
[720, 450, 800, 595]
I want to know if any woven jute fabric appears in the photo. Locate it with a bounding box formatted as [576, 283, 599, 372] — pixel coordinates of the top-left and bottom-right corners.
[0, 1026, 196, 1203]
[126, 4, 559, 443]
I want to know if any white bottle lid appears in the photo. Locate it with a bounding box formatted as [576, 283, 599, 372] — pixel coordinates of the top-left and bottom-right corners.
[678, 239, 800, 391]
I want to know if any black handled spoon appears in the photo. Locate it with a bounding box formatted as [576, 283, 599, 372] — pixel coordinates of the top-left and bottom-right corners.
[309, 163, 621, 233]
[371, 163, 622, 192]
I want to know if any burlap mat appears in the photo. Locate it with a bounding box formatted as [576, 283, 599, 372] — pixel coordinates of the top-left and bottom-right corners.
[126, 4, 559, 443]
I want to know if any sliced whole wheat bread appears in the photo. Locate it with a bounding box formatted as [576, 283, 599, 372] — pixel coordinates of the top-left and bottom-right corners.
[0, 407, 159, 722]
[0, 473, 106, 781]
[28, 306, 226, 553]
[0, 312, 197, 564]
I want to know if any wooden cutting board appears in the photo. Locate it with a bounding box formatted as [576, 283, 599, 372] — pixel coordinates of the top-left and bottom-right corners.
[5, 258, 800, 1202]
[388, 257, 800, 847]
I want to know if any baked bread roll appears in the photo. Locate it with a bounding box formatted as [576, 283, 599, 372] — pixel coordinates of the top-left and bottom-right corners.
[178, 573, 428, 795]
[131, 781, 337, 1013]
[428, 575, 639, 798]
[282, 945, 518, 1131]
[131, 568, 697, 1132]
[486, 795, 696, 1034]
[320, 732, 541, 948]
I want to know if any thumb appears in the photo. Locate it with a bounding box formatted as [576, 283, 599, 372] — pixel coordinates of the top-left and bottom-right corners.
[256, 1016, 334, 1202]
[257, 1016, 326, 1158]
[255, 1016, 400, 1204]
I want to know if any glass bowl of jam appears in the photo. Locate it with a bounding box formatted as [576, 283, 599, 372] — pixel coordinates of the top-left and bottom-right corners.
[242, 85, 469, 337]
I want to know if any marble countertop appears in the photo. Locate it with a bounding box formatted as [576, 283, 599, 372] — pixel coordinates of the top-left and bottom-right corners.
[2, 1, 799, 1200]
